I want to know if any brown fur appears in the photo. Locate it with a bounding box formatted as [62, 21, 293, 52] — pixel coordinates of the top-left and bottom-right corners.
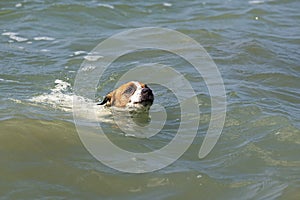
[98, 81, 152, 108]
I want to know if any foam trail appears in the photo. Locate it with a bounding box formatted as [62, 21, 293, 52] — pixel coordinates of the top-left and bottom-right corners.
[29, 79, 73, 112]
[29, 80, 112, 122]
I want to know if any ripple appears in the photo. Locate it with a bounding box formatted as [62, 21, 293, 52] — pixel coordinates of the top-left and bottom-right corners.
[2, 32, 28, 42]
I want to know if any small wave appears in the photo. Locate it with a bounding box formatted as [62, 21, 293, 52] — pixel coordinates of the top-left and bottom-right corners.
[249, 0, 265, 4]
[33, 36, 55, 41]
[2, 32, 17, 36]
[2, 32, 55, 43]
[73, 51, 87, 56]
[163, 3, 172, 7]
[15, 3, 22, 7]
[97, 3, 114, 9]
[0, 78, 19, 83]
[2, 32, 28, 42]
[83, 54, 103, 61]
[8, 98, 22, 104]
[248, 0, 275, 4]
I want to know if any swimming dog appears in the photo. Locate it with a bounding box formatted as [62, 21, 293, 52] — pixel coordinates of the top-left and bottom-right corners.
[98, 81, 154, 110]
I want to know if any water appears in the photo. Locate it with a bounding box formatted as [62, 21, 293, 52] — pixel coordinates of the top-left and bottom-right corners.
[1, 0, 300, 199]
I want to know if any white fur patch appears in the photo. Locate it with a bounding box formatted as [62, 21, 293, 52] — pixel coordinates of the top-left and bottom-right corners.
[127, 81, 143, 107]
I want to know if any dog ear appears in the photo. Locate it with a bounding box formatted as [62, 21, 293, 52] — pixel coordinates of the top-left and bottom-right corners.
[97, 93, 112, 106]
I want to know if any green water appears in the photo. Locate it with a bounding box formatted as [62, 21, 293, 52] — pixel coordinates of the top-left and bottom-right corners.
[1, 0, 300, 199]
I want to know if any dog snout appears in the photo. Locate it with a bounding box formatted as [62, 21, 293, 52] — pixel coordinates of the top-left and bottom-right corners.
[141, 88, 153, 100]
[142, 88, 151, 95]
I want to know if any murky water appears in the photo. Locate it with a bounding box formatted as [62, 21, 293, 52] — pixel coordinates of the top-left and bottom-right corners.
[1, 0, 299, 199]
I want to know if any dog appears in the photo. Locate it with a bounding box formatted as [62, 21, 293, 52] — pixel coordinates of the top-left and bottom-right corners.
[98, 81, 154, 110]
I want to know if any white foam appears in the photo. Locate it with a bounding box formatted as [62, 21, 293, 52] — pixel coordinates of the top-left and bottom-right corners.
[73, 96, 113, 123]
[54, 79, 70, 88]
[9, 98, 22, 104]
[73, 51, 86, 56]
[30, 80, 72, 111]
[163, 2, 172, 7]
[0, 78, 19, 83]
[249, 0, 265, 4]
[2, 32, 28, 42]
[15, 3, 22, 8]
[29, 80, 113, 122]
[84, 54, 103, 61]
[33, 36, 55, 41]
[97, 3, 114, 9]
[2, 32, 17, 36]
[9, 35, 28, 42]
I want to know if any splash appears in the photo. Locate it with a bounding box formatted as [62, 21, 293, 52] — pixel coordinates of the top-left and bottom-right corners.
[29, 79, 73, 112]
[29, 80, 112, 122]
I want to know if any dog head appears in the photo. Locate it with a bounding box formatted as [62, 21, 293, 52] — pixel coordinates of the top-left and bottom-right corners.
[98, 81, 154, 110]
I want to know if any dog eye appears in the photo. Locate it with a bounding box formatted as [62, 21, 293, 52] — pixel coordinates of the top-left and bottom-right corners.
[123, 86, 135, 95]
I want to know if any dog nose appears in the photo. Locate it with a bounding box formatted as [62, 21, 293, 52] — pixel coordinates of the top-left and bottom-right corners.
[141, 87, 154, 103]
[142, 88, 151, 95]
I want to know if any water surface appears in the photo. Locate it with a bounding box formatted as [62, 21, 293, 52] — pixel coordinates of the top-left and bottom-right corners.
[1, 0, 300, 199]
